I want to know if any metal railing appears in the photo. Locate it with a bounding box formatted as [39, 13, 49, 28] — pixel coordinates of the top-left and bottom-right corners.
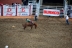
[33, 5, 64, 16]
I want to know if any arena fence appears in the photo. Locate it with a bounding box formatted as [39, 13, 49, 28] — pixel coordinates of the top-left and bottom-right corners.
[0, 4, 33, 16]
[32, 3, 64, 16]
[0, 4, 72, 18]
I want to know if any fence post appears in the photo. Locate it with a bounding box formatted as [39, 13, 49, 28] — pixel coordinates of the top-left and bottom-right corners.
[36, 3, 40, 18]
[64, 0, 68, 17]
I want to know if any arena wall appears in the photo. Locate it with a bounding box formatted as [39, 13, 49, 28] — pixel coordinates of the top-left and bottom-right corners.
[0, 0, 22, 5]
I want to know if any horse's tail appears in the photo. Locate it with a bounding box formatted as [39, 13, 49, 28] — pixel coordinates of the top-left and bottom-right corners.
[34, 23, 37, 29]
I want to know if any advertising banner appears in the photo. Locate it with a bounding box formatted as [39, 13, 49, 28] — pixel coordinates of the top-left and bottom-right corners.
[17, 5, 29, 16]
[43, 9, 60, 16]
[3, 5, 16, 16]
[0, 6, 1, 16]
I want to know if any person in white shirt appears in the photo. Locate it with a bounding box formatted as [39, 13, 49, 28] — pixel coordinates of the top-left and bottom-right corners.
[65, 15, 69, 25]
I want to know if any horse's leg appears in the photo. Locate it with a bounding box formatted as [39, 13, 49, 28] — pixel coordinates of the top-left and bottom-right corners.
[31, 26, 33, 29]
[35, 25, 37, 29]
[33, 24, 37, 29]
[24, 26, 26, 30]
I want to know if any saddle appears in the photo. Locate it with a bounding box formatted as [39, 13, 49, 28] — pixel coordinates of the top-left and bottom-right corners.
[28, 21, 34, 24]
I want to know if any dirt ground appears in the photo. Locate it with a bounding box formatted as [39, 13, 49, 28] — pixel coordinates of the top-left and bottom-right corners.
[0, 16, 72, 48]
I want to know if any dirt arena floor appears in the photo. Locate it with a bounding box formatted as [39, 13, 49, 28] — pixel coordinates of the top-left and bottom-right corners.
[0, 16, 72, 48]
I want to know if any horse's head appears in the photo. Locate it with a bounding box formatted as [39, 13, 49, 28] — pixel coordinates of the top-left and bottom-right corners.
[22, 23, 27, 30]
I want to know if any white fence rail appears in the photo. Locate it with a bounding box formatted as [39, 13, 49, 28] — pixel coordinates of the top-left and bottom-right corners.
[32, 5, 64, 16]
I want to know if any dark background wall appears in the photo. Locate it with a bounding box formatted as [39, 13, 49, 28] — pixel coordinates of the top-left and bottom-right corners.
[0, 0, 22, 5]
[0, 0, 72, 5]
[43, 0, 72, 5]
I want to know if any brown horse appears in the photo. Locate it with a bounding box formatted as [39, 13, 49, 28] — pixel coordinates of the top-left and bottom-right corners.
[22, 21, 37, 30]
